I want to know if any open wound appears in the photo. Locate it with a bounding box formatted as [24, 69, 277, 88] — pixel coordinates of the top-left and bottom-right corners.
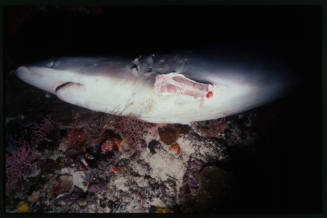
[154, 73, 214, 99]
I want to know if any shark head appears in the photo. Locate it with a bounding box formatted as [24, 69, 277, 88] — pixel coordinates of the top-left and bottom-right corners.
[16, 59, 65, 95]
[16, 57, 157, 116]
[16, 57, 131, 93]
[16, 55, 295, 124]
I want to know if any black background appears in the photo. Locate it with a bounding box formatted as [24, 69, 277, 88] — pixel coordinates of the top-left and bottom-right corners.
[4, 5, 322, 213]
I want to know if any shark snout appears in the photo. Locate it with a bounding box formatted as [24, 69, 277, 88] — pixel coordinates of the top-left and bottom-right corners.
[16, 65, 45, 87]
[16, 64, 72, 95]
[16, 65, 43, 80]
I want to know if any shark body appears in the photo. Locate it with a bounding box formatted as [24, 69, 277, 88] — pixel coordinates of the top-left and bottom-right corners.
[16, 50, 296, 124]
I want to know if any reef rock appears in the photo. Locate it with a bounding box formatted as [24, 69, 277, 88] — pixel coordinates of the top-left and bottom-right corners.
[158, 124, 190, 145]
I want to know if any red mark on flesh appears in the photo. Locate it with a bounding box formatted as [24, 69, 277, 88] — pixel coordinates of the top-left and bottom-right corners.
[206, 91, 213, 98]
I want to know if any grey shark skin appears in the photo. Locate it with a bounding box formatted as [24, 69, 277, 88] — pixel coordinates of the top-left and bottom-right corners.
[16, 51, 296, 124]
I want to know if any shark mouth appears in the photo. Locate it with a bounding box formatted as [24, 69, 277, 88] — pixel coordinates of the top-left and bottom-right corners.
[154, 73, 214, 99]
[54, 82, 84, 93]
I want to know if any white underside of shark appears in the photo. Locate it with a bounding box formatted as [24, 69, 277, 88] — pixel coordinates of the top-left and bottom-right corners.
[16, 54, 291, 124]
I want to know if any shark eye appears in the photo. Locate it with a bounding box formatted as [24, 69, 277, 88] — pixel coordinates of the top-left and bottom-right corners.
[46, 59, 57, 68]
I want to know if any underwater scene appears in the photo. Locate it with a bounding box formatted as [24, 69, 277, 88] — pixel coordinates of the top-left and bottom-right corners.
[4, 5, 322, 213]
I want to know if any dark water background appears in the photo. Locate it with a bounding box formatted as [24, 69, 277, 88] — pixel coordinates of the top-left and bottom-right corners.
[4, 5, 322, 213]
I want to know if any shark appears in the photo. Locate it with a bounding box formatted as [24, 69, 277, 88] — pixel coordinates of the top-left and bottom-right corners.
[15, 50, 298, 124]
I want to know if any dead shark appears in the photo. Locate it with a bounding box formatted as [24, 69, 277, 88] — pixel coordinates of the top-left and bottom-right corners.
[15, 50, 297, 124]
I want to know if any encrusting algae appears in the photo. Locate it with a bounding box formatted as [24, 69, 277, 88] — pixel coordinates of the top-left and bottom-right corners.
[154, 208, 170, 213]
[169, 143, 181, 155]
[17, 201, 29, 212]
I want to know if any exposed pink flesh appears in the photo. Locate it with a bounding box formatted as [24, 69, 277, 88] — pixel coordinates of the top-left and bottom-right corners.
[166, 83, 182, 93]
[172, 76, 209, 91]
[155, 74, 210, 98]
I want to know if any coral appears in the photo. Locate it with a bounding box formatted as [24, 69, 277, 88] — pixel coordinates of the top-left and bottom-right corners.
[199, 118, 228, 137]
[169, 143, 181, 155]
[158, 125, 180, 145]
[62, 112, 153, 158]
[64, 113, 118, 156]
[31, 115, 57, 145]
[64, 113, 93, 156]
[89, 115, 113, 146]
[65, 114, 89, 147]
[5, 140, 35, 192]
[111, 115, 153, 152]
[17, 201, 29, 213]
[158, 124, 190, 145]
[101, 138, 120, 153]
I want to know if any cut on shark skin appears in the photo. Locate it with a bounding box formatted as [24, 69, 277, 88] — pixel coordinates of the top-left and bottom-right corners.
[154, 73, 214, 99]
[16, 52, 298, 124]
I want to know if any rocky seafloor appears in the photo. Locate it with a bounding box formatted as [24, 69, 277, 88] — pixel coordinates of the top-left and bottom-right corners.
[5, 106, 262, 213]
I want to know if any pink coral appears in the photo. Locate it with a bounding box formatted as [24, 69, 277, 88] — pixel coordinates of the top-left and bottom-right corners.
[62, 113, 153, 155]
[5, 140, 35, 192]
[31, 115, 57, 145]
[112, 115, 153, 152]
[64, 113, 93, 150]
[90, 116, 113, 146]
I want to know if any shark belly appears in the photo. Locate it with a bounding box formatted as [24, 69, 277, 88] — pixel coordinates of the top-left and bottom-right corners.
[15, 54, 293, 124]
